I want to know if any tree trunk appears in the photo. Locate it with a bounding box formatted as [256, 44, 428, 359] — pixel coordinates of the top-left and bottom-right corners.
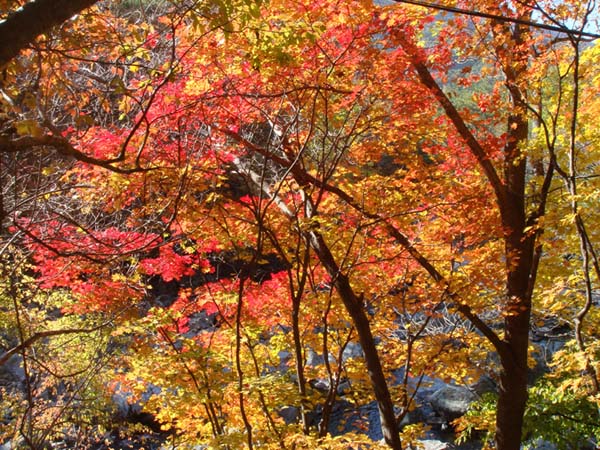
[496, 325, 529, 450]
[0, 0, 99, 68]
[495, 189, 534, 449]
[495, 238, 533, 450]
[292, 292, 310, 433]
[494, 52, 533, 445]
[308, 230, 402, 450]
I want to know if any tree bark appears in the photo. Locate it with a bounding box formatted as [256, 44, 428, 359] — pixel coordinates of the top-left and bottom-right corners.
[492, 13, 535, 446]
[307, 230, 402, 450]
[495, 227, 534, 450]
[395, 11, 539, 449]
[0, 0, 99, 68]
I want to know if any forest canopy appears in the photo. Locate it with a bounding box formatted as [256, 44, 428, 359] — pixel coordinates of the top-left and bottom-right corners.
[0, 1, 599, 449]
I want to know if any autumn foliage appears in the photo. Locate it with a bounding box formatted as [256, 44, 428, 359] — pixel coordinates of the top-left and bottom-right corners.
[1, 1, 599, 449]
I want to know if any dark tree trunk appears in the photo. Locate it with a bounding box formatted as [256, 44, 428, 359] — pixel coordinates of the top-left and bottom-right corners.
[494, 31, 533, 441]
[396, 12, 539, 448]
[0, 0, 99, 68]
[495, 231, 534, 450]
[495, 324, 529, 449]
[308, 231, 402, 450]
[292, 291, 310, 433]
[494, 200, 534, 450]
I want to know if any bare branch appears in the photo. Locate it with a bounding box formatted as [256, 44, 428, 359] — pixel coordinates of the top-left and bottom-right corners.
[392, 0, 600, 39]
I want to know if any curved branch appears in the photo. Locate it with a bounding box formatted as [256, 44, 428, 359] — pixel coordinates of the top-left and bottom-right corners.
[0, 134, 154, 174]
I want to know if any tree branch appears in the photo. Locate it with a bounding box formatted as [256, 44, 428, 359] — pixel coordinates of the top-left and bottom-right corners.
[222, 128, 510, 362]
[394, 34, 508, 218]
[0, 134, 153, 174]
[392, 0, 600, 39]
[0, 322, 110, 367]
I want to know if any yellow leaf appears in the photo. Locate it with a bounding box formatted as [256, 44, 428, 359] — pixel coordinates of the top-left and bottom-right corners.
[15, 119, 44, 137]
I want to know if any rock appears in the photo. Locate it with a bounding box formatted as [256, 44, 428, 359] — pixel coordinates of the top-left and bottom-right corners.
[418, 439, 455, 450]
[305, 341, 363, 368]
[322, 399, 381, 440]
[523, 438, 558, 450]
[308, 377, 353, 396]
[337, 379, 352, 395]
[278, 349, 291, 363]
[429, 385, 476, 422]
[530, 316, 571, 381]
[279, 406, 300, 424]
[86, 430, 168, 449]
[309, 378, 330, 392]
[470, 374, 496, 396]
[183, 310, 217, 337]
[342, 342, 364, 361]
[398, 408, 424, 428]
[0, 355, 24, 386]
[530, 338, 567, 381]
[111, 382, 165, 432]
[306, 348, 325, 367]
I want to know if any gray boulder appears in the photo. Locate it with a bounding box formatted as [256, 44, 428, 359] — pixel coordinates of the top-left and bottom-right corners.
[429, 385, 477, 422]
[419, 439, 455, 450]
[278, 405, 300, 424]
[0, 355, 24, 386]
[342, 342, 364, 361]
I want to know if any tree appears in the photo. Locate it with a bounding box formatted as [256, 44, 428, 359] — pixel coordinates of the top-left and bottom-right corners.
[384, 2, 599, 447]
[1, 0, 599, 449]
